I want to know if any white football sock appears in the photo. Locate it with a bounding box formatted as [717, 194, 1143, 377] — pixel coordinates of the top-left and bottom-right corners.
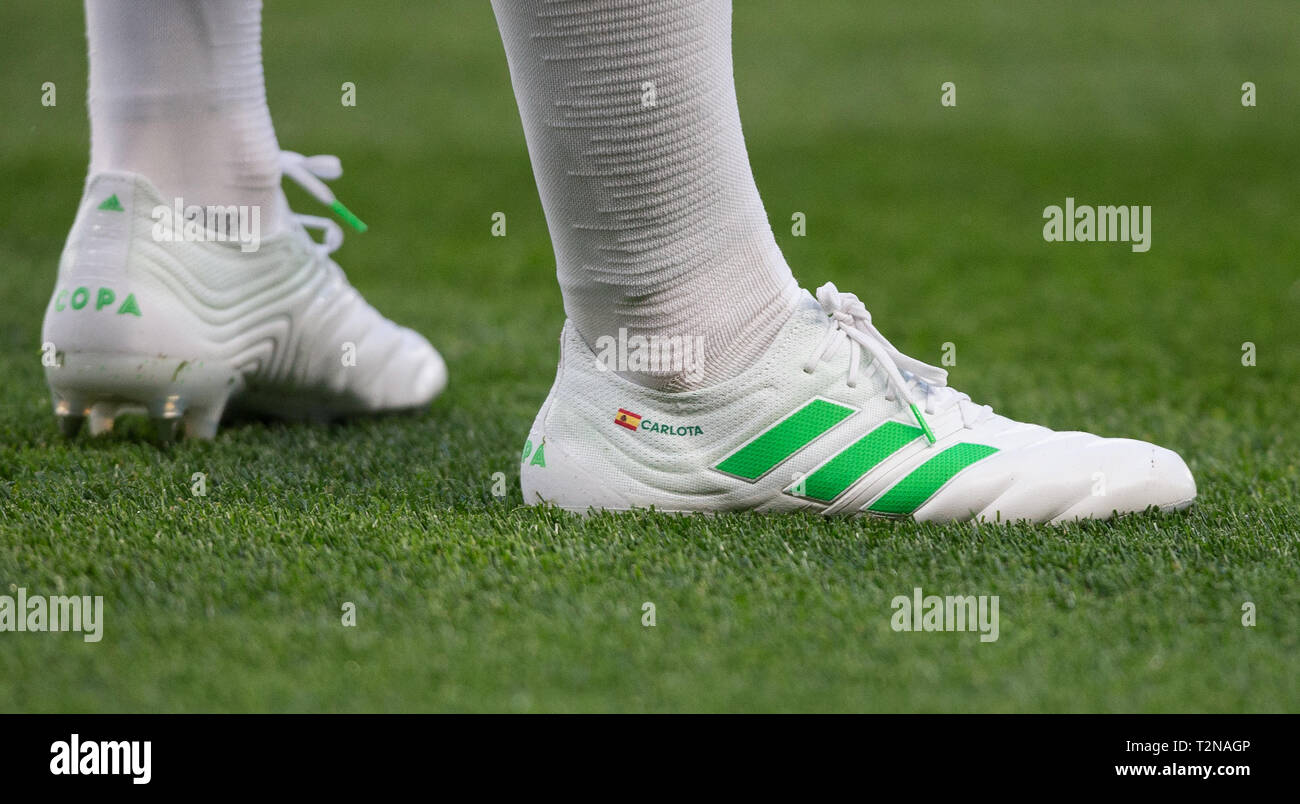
[492, 0, 800, 391]
[86, 0, 282, 231]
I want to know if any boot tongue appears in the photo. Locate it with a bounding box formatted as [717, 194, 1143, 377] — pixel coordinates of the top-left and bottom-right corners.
[791, 287, 856, 365]
[795, 287, 824, 314]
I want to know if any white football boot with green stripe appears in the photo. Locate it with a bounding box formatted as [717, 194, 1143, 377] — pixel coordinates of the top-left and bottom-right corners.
[521, 283, 1196, 523]
[41, 152, 446, 440]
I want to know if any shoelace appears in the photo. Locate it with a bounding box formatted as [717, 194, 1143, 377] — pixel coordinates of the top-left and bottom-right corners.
[279, 150, 368, 255]
[806, 282, 972, 445]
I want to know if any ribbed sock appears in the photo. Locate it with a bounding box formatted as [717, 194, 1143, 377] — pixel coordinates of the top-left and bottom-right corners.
[492, 0, 801, 390]
[86, 0, 282, 231]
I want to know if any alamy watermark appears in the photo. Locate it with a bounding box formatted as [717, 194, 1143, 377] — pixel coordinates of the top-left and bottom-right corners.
[0, 587, 103, 642]
[152, 198, 261, 253]
[593, 328, 706, 384]
[1043, 197, 1151, 253]
[50, 734, 150, 784]
[891, 586, 999, 642]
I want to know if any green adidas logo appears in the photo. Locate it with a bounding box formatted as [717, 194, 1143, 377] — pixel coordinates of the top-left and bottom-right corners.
[97, 194, 124, 212]
[714, 397, 997, 515]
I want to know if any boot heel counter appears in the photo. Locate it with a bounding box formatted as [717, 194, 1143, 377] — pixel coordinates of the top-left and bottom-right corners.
[520, 323, 569, 500]
[520, 322, 632, 511]
[60, 174, 138, 281]
[43, 174, 145, 347]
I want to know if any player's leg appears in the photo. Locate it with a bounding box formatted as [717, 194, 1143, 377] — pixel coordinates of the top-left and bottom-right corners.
[494, 0, 1194, 522]
[492, 0, 799, 392]
[85, 0, 283, 233]
[44, 0, 445, 440]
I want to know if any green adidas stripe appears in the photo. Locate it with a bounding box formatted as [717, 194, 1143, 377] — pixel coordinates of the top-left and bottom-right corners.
[715, 395, 999, 513]
[715, 398, 853, 480]
[799, 421, 923, 502]
[868, 442, 999, 515]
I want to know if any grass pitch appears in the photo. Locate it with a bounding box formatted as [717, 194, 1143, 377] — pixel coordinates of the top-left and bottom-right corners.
[0, 0, 1296, 712]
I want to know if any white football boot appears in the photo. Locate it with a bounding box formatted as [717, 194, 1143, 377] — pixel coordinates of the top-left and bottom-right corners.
[42, 151, 446, 439]
[521, 283, 1196, 523]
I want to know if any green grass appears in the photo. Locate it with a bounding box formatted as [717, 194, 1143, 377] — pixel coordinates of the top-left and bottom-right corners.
[1, 0, 1297, 712]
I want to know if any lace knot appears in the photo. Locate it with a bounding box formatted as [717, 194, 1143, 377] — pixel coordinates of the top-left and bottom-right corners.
[279, 150, 367, 256]
[810, 282, 973, 444]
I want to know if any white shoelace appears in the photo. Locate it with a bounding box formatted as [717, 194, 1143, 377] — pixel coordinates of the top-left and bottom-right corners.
[279, 150, 368, 255]
[806, 282, 975, 444]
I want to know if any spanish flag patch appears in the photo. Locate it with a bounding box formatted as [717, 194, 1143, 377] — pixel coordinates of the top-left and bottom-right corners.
[615, 408, 642, 431]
